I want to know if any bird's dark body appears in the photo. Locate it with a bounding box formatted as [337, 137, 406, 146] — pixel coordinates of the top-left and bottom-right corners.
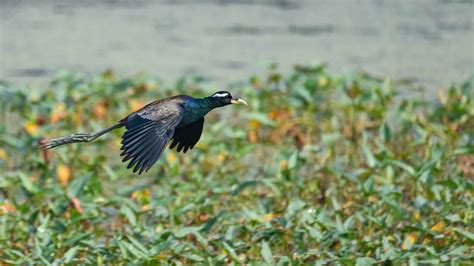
[41, 91, 246, 175]
[172, 96, 214, 127]
[122, 96, 217, 127]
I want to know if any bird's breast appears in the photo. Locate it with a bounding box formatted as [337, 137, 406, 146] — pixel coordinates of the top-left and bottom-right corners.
[179, 105, 210, 127]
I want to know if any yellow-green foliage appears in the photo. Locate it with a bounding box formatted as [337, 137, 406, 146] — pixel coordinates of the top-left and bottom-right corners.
[0, 66, 472, 264]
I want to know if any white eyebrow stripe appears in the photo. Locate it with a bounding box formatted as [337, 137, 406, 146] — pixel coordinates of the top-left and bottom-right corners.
[212, 92, 230, 98]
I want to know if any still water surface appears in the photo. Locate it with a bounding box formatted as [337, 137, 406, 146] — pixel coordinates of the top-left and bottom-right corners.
[1, 0, 473, 94]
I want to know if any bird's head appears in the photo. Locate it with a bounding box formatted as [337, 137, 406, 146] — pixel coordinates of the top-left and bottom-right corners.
[209, 91, 247, 107]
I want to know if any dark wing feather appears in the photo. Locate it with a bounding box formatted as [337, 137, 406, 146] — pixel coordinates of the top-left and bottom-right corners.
[120, 101, 183, 174]
[169, 118, 204, 153]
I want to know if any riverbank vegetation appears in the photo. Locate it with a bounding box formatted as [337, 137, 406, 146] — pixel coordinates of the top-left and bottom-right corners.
[0, 65, 472, 264]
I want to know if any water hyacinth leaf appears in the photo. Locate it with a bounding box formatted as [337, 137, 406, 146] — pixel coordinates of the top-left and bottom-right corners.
[306, 225, 323, 241]
[121, 240, 147, 259]
[120, 205, 137, 226]
[192, 231, 208, 246]
[127, 235, 150, 256]
[356, 257, 377, 266]
[201, 212, 222, 233]
[1, 136, 22, 150]
[436, 179, 458, 189]
[362, 134, 377, 168]
[343, 216, 355, 230]
[417, 259, 440, 264]
[149, 240, 172, 256]
[175, 203, 196, 216]
[445, 214, 462, 223]
[18, 172, 38, 193]
[389, 160, 416, 176]
[222, 241, 240, 262]
[225, 226, 237, 241]
[0, 216, 7, 240]
[447, 246, 468, 256]
[414, 196, 427, 209]
[62, 246, 79, 263]
[261, 241, 274, 264]
[453, 228, 474, 241]
[174, 226, 202, 238]
[332, 196, 341, 211]
[382, 78, 392, 95]
[321, 132, 341, 144]
[288, 151, 298, 169]
[64, 232, 90, 247]
[363, 176, 374, 193]
[242, 208, 259, 221]
[419, 169, 431, 184]
[231, 180, 259, 195]
[181, 253, 204, 262]
[102, 164, 119, 180]
[285, 199, 305, 219]
[294, 84, 313, 104]
[379, 122, 391, 142]
[67, 173, 91, 198]
[277, 256, 291, 265]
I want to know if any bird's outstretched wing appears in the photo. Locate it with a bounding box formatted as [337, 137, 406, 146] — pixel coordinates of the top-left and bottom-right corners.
[120, 101, 183, 174]
[169, 118, 204, 153]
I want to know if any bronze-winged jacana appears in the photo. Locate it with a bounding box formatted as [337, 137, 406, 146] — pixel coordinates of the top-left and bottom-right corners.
[40, 91, 247, 174]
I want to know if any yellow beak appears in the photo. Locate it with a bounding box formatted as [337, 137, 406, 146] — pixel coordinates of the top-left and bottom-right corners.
[230, 98, 248, 105]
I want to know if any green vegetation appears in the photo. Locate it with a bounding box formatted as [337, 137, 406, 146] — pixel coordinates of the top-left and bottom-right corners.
[0, 66, 472, 264]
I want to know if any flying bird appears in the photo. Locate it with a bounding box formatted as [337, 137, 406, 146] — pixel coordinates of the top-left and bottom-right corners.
[41, 91, 247, 174]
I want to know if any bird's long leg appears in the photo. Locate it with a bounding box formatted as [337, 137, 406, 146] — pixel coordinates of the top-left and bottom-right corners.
[40, 123, 124, 150]
[40, 133, 99, 149]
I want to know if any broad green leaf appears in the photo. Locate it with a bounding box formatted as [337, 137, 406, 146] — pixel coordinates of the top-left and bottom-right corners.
[389, 160, 416, 176]
[63, 246, 79, 263]
[120, 205, 137, 226]
[127, 235, 149, 256]
[64, 233, 90, 246]
[174, 226, 201, 238]
[453, 228, 474, 241]
[18, 172, 37, 193]
[356, 257, 377, 265]
[181, 253, 204, 262]
[288, 151, 298, 169]
[445, 214, 462, 222]
[261, 241, 274, 264]
[102, 164, 118, 180]
[222, 241, 240, 262]
[121, 240, 147, 259]
[447, 246, 468, 256]
[362, 143, 377, 168]
[379, 122, 391, 142]
[67, 173, 91, 198]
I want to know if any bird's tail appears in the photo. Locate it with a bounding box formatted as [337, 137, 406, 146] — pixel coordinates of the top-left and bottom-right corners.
[40, 122, 124, 150]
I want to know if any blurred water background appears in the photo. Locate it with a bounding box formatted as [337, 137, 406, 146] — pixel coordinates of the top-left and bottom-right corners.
[1, 0, 473, 95]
